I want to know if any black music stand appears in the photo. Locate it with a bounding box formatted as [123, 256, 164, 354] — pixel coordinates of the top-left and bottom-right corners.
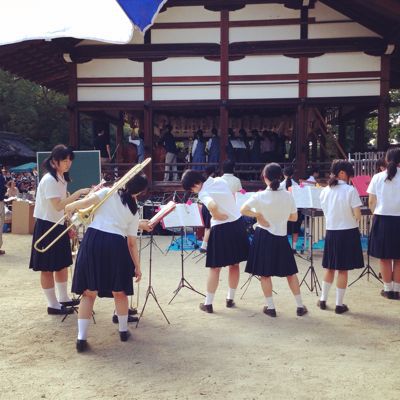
[136, 231, 170, 327]
[349, 213, 382, 286]
[240, 274, 277, 299]
[168, 227, 205, 304]
[299, 209, 321, 296]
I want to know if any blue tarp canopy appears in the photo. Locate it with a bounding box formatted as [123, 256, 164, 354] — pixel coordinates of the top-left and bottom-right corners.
[9, 162, 37, 173]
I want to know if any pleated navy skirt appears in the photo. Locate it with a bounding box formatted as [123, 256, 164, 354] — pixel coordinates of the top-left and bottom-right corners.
[72, 228, 135, 298]
[368, 215, 400, 259]
[322, 228, 364, 270]
[206, 217, 249, 268]
[201, 204, 211, 229]
[245, 227, 298, 277]
[29, 218, 73, 272]
[287, 211, 302, 235]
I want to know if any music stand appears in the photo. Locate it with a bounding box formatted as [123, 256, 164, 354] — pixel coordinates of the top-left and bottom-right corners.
[299, 209, 321, 296]
[168, 227, 205, 304]
[136, 231, 170, 327]
[349, 212, 382, 286]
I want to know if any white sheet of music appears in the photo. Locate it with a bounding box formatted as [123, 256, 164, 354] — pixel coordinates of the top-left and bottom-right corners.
[230, 139, 247, 149]
[291, 185, 322, 209]
[235, 191, 256, 210]
[162, 203, 204, 228]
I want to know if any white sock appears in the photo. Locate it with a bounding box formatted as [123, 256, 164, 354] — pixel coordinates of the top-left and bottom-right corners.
[394, 282, 400, 293]
[55, 281, 71, 303]
[204, 292, 215, 306]
[43, 287, 61, 309]
[118, 314, 128, 332]
[294, 294, 304, 308]
[265, 296, 275, 309]
[201, 241, 208, 250]
[383, 281, 393, 292]
[320, 281, 332, 302]
[227, 288, 236, 300]
[77, 319, 90, 340]
[336, 288, 346, 306]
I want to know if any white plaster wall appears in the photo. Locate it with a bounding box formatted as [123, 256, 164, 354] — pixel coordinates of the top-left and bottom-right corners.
[310, 2, 351, 21]
[153, 85, 220, 101]
[308, 80, 380, 97]
[230, 55, 298, 75]
[152, 28, 220, 44]
[229, 26, 299, 42]
[309, 22, 380, 39]
[77, 59, 143, 78]
[229, 83, 298, 99]
[230, 4, 299, 20]
[77, 86, 144, 101]
[308, 53, 381, 73]
[155, 6, 219, 22]
[153, 57, 220, 77]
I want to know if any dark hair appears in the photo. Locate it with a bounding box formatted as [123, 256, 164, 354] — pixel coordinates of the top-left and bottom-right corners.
[43, 144, 75, 182]
[375, 158, 386, 173]
[205, 165, 216, 178]
[385, 148, 400, 181]
[211, 128, 218, 136]
[328, 160, 354, 187]
[308, 166, 319, 175]
[118, 173, 148, 215]
[181, 169, 206, 191]
[223, 160, 235, 174]
[283, 166, 295, 190]
[262, 163, 282, 191]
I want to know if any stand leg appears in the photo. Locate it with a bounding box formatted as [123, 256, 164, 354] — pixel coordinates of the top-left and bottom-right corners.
[349, 264, 382, 287]
[136, 286, 170, 327]
[300, 266, 321, 296]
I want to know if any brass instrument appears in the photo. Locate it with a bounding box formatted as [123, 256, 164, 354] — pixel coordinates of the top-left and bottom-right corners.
[34, 158, 151, 253]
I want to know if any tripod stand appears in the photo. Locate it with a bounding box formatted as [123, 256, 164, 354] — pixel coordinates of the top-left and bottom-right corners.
[299, 209, 321, 296]
[136, 231, 170, 327]
[349, 212, 382, 287]
[169, 227, 205, 304]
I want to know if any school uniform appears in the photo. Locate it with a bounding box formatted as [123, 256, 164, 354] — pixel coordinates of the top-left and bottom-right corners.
[244, 188, 299, 277]
[199, 177, 249, 267]
[367, 168, 400, 259]
[220, 173, 242, 195]
[72, 188, 139, 298]
[29, 173, 73, 272]
[320, 181, 364, 270]
[280, 180, 302, 235]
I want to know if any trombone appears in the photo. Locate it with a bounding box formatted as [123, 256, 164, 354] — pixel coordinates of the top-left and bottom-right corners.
[34, 158, 152, 253]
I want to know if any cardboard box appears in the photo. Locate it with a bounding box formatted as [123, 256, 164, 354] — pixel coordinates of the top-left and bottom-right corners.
[11, 201, 35, 234]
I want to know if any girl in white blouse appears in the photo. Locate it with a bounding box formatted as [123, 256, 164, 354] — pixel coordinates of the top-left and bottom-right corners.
[241, 163, 307, 317]
[367, 148, 400, 299]
[319, 160, 364, 314]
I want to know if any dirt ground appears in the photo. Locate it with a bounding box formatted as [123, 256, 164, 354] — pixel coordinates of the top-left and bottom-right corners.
[0, 232, 399, 400]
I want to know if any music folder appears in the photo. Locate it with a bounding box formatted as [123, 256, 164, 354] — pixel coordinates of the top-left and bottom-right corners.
[161, 203, 204, 228]
[148, 201, 176, 228]
[291, 185, 322, 209]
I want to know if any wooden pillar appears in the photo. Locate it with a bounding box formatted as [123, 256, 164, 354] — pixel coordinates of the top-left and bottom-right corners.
[338, 107, 346, 152]
[311, 138, 317, 162]
[354, 114, 365, 152]
[295, 103, 308, 178]
[219, 9, 229, 164]
[68, 63, 79, 148]
[116, 111, 124, 163]
[377, 55, 390, 151]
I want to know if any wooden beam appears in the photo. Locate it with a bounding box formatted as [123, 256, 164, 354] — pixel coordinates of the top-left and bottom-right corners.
[295, 103, 308, 178]
[68, 63, 79, 149]
[377, 55, 391, 150]
[220, 9, 229, 163]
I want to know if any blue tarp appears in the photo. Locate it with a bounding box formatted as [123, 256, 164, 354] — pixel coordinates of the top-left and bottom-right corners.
[9, 162, 37, 173]
[117, 0, 168, 32]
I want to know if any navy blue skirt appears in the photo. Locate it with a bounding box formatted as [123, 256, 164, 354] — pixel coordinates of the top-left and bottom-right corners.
[72, 228, 135, 298]
[29, 219, 73, 272]
[322, 228, 364, 270]
[245, 228, 298, 277]
[287, 211, 302, 235]
[201, 204, 211, 229]
[206, 218, 249, 268]
[369, 215, 400, 259]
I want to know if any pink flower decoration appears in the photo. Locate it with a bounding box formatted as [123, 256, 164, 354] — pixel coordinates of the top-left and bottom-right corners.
[186, 199, 193, 206]
[239, 189, 246, 194]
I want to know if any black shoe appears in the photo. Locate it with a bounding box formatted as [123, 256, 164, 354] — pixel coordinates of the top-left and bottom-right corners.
[226, 299, 235, 308]
[199, 248, 207, 254]
[335, 304, 349, 314]
[112, 314, 139, 324]
[199, 303, 213, 313]
[263, 306, 277, 317]
[76, 339, 88, 353]
[47, 306, 74, 315]
[292, 249, 298, 254]
[60, 298, 80, 307]
[381, 290, 394, 299]
[317, 300, 327, 310]
[129, 308, 138, 315]
[119, 330, 131, 342]
[392, 291, 400, 300]
[297, 306, 308, 316]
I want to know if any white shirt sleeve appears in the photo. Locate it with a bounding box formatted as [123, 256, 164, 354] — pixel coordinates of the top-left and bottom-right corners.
[126, 213, 139, 237]
[366, 174, 377, 195]
[44, 176, 63, 199]
[235, 178, 243, 192]
[94, 188, 109, 201]
[198, 190, 214, 209]
[350, 187, 363, 208]
[207, 139, 212, 151]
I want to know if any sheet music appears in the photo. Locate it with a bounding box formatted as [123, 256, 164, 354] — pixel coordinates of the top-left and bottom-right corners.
[291, 185, 322, 209]
[162, 203, 204, 228]
[235, 192, 256, 210]
[149, 201, 176, 228]
[230, 139, 247, 149]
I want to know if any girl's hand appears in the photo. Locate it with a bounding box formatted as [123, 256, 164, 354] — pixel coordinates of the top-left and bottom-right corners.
[212, 210, 228, 221]
[79, 188, 91, 196]
[256, 213, 270, 228]
[135, 268, 142, 283]
[65, 203, 75, 219]
[139, 219, 153, 232]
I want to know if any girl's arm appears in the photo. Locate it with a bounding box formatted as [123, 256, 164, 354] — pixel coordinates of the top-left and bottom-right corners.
[240, 204, 269, 227]
[208, 199, 228, 221]
[368, 194, 377, 213]
[127, 236, 142, 282]
[288, 212, 298, 222]
[50, 188, 91, 212]
[64, 193, 100, 216]
[352, 206, 362, 221]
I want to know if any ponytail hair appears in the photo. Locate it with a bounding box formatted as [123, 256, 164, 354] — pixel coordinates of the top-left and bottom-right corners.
[328, 160, 354, 187]
[262, 163, 282, 191]
[118, 173, 148, 216]
[43, 144, 75, 182]
[385, 148, 400, 181]
[283, 166, 294, 190]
